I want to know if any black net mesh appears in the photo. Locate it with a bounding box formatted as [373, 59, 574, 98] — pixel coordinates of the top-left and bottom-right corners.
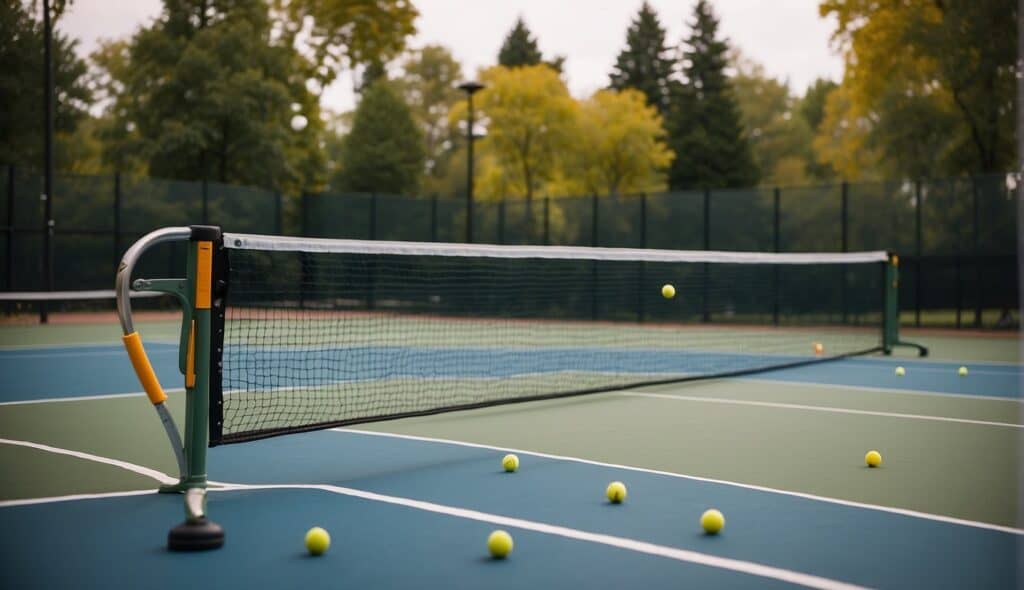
[213, 237, 885, 444]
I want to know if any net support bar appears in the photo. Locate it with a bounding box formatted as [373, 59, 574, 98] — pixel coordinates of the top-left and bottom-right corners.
[883, 254, 928, 357]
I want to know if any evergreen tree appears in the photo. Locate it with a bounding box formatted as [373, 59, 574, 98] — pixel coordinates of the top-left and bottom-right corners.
[498, 17, 542, 67]
[608, 2, 676, 115]
[333, 81, 424, 194]
[0, 1, 91, 170]
[497, 17, 563, 72]
[667, 1, 757, 189]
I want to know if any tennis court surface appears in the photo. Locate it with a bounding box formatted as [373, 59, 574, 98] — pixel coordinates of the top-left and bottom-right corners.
[1, 228, 1021, 589]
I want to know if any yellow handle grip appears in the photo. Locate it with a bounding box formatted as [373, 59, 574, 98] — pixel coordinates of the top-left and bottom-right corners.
[122, 332, 167, 405]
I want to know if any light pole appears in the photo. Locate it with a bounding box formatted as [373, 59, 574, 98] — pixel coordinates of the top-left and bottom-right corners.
[458, 81, 484, 243]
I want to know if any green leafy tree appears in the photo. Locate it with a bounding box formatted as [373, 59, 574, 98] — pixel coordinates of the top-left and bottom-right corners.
[273, 0, 417, 87]
[731, 53, 813, 186]
[497, 17, 564, 73]
[0, 0, 91, 170]
[819, 0, 1016, 176]
[97, 0, 324, 193]
[608, 2, 676, 115]
[396, 45, 464, 191]
[797, 78, 837, 180]
[667, 0, 757, 189]
[332, 81, 424, 194]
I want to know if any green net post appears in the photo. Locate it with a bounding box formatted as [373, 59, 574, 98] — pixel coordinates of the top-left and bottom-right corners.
[883, 254, 928, 357]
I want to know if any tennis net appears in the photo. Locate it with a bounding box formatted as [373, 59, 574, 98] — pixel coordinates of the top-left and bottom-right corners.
[206, 233, 896, 445]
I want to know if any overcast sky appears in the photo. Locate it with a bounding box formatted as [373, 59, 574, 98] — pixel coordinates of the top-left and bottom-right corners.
[60, 0, 843, 114]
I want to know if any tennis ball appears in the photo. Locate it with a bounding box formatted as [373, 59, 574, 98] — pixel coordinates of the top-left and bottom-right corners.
[305, 526, 330, 556]
[700, 509, 725, 534]
[661, 284, 676, 299]
[606, 481, 627, 503]
[865, 450, 882, 468]
[894, 366, 906, 377]
[813, 342, 824, 355]
[502, 453, 519, 472]
[958, 366, 968, 377]
[487, 530, 513, 558]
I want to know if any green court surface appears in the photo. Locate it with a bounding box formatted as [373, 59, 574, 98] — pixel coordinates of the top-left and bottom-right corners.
[0, 319, 1021, 589]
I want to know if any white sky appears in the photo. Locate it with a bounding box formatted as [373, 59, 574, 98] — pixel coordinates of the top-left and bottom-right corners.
[60, 0, 843, 114]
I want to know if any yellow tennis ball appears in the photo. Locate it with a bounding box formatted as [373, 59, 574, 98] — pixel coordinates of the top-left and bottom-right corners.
[661, 284, 676, 299]
[865, 450, 882, 467]
[958, 366, 968, 376]
[305, 526, 330, 555]
[700, 509, 725, 534]
[606, 481, 627, 503]
[502, 453, 519, 472]
[487, 530, 513, 558]
[813, 342, 824, 355]
[894, 366, 906, 377]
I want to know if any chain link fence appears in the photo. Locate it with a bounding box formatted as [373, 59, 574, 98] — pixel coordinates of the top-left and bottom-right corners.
[2, 165, 1017, 329]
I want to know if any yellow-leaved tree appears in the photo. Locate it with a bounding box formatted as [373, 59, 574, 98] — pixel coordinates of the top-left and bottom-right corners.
[569, 89, 673, 196]
[451, 65, 577, 202]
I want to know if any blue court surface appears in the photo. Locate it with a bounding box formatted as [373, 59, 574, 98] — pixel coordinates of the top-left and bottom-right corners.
[1, 325, 1022, 589]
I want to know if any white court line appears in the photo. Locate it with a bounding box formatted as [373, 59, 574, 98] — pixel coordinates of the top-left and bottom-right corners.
[0, 489, 157, 508]
[0, 389, 185, 407]
[618, 391, 1024, 429]
[211, 482, 865, 590]
[0, 439, 863, 589]
[734, 377, 1023, 403]
[0, 438, 178, 485]
[337, 429, 1024, 536]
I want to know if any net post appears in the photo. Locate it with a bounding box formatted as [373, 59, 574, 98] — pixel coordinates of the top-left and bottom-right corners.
[166, 224, 224, 551]
[883, 253, 928, 357]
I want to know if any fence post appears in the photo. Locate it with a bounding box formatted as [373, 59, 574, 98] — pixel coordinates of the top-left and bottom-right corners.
[970, 176, 981, 327]
[638, 193, 647, 323]
[498, 198, 506, 244]
[274, 191, 283, 235]
[543, 197, 550, 245]
[430, 195, 438, 241]
[113, 172, 122, 272]
[841, 181, 849, 324]
[201, 178, 209, 225]
[5, 165, 13, 312]
[914, 180, 922, 327]
[299, 192, 310, 309]
[591, 194, 599, 320]
[702, 188, 710, 323]
[369, 193, 377, 240]
[368, 193, 377, 310]
[773, 186, 780, 326]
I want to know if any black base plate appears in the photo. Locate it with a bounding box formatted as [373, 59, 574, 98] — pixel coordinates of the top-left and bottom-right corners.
[168, 518, 224, 551]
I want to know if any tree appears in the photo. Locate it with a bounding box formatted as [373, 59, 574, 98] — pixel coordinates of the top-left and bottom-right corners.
[497, 17, 564, 73]
[97, 0, 324, 193]
[460, 65, 576, 202]
[0, 0, 91, 170]
[273, 0, 417, 88]
[608, 2, 676, 115]
[819, 0, 1016, 176]
[731, 53, 813, 186]
[797, 78, 838, 181]
[571, 89, 673, 195]
[395, 45, 464, 191]
[332, 80, 424, 194]
[667, 0, 757, 189]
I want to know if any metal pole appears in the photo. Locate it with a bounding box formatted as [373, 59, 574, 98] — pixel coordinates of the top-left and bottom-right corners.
[773, 186, 780, 326]
[971, 176, 981, 327]
[543, 197, 550, 245]
[430, 194, 438, 241]
[274, 191, 282, 235]
[638, 193, 647, 323]
[5, 166, 13, 313]
[113, 172, 122, 272]
[915, 180, 922, 327]
[591, 194, 598, 320]
[702, 188, 710, 323]
[841, 181, 849, 324]
[498, 198, 505, 244]
[465, 95, 475, 243]
[41, 0, 55, 323]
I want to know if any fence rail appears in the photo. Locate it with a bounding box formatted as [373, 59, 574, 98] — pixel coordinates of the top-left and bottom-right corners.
[2, 165, 1018, 329]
